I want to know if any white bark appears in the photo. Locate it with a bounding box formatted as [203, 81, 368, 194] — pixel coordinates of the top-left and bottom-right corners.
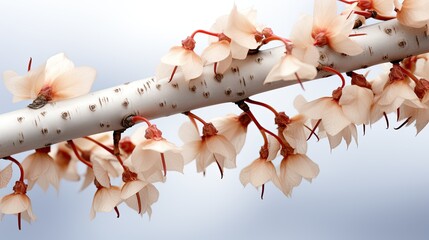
[0, 19, 428, 158]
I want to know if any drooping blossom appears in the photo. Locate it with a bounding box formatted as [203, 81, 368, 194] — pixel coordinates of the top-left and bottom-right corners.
[278, 149, 320, 197]
[21, 149, 60, 191]
[156, 36, 203, 82]
[51, 142, 80, 182]
[293, 0, 363, 56]
[124, 183, 159, 218]
[89, 183, 122, 220]
[179, 121, 236, 177]
[130, 125, 184, 177]
[224, 5, 263, 51]
[394, 0, 429, 34]
[206, 12, 250, 60]
[3, 53, 96, 108]
[341, 0, 394, 16]
[276, 113, 309, 154]
[264, 51, 318, 84]
[239, 135, 281, 192]
[201, 33, 233, 75]
[398, 79, 429, 133]
[210, 113, 251, 154]
[0, 181, 36, 229]
[370, 64, 426, 124]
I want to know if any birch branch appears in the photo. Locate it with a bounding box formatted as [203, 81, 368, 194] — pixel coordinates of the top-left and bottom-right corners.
[1, 19, 428, 158]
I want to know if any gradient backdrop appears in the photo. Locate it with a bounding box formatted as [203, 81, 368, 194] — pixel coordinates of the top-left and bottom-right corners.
[0, 1, 428, 239]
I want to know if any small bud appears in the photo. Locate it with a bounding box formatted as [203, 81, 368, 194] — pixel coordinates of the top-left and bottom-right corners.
[181, 36, 196, 50]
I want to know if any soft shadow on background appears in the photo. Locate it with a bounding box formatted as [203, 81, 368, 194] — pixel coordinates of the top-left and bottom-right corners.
[0, 1, 428, 239]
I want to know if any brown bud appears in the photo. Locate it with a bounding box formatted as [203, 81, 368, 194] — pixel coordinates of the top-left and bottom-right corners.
[332, 87, 343, 101]
[415, 79, 429, 99]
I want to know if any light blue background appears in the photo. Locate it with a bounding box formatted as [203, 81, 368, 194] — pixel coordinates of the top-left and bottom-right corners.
[0, 1, 428, 239]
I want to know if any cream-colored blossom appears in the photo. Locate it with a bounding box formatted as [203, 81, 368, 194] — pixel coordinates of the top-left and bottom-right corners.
[370, 65, 425, 124]
[295, 0, 362, 56]
[89, 185, 122, 220]
[224, 5, 262, 51]
[278, 153, 319, 197]
[124, 183, 159, 218]
[210, 113, 251, 154]
[264, 53, 318, 84]
[239, 135, 281, 189]
[3, 53, 96, 105]
[21, 150, 60, 191]
[395, 0, 429, 34]
[130, 125, 184, 177]
[157, 37, 203, 82]
[0, 181, 36, 229]
[281, 114, 309, 154]
[179, 121, 236, 177]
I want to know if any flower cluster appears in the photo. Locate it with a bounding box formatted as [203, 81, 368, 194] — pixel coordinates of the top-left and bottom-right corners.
[2, 0, 429, 230]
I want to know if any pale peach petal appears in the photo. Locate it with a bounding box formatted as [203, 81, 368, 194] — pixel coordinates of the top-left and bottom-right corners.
[181, 141, 202, 164]
[92, 187, 121, 213]
[0, 164, 13, 189]
[163, 151, 185, 173]
[373, 0, 395, 16]
[179, 121, 200, 143]
[300, 97, 351, 136]
[51, 66, 96, 100]
[215, 53, 233, 74]
[201, 40, 231, 63]
[396, 0, 429, 29]
[121, 180, 147, 200]
[92, 159, 111, 188]
[206, 135, 237, 162]
[279, 159, 303, 196]
[211, 114, 247, 154]
[140, 139, 180, 153]
[378, 81, 424, 110]
[224, 5, 259, 49]
[329, 35, 363, 56]
[0, 194, 30, 214]
[239, 158, 278, 187]
[313, 0, 337, 29]
[339, 85, 374, 125]
[290, 15, 314, 48]
[131, 149, 159, 172]
[44, 53, 75, 84]
[283, 119, 308, 154]
[161, 46, 189, 66]
[181, 51, 204, 80]
[230, 41, 249, 60]
[80, 168, 94, 191]
[287, 154, 319, 181]
[129, 126, 148, 145]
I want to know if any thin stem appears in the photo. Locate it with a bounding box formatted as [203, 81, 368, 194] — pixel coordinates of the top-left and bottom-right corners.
[245, 98, 279, 115]
[261, 35, 290, 47]
[190, 29, 220, 39]
[83, 136, 125, 167]
[321, 66, 346, 89]
[394, 117, 411, 130]
[160, 153, 167, 177]
[339, 0, 357, 4]
[4, 156, 24, 182]
[169, 66, 178, 82]
[131, 116, 152, 127]
[67, 140, 93, 168]
[307, 119, 321, 141]
[136, 193, 142, 214]
[399, 65, 419, 84]
[261, 184, 265, 200]
[184, 111, 209, 126]
[245, 110, 285, 149]
[27, 57, 32, 72]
